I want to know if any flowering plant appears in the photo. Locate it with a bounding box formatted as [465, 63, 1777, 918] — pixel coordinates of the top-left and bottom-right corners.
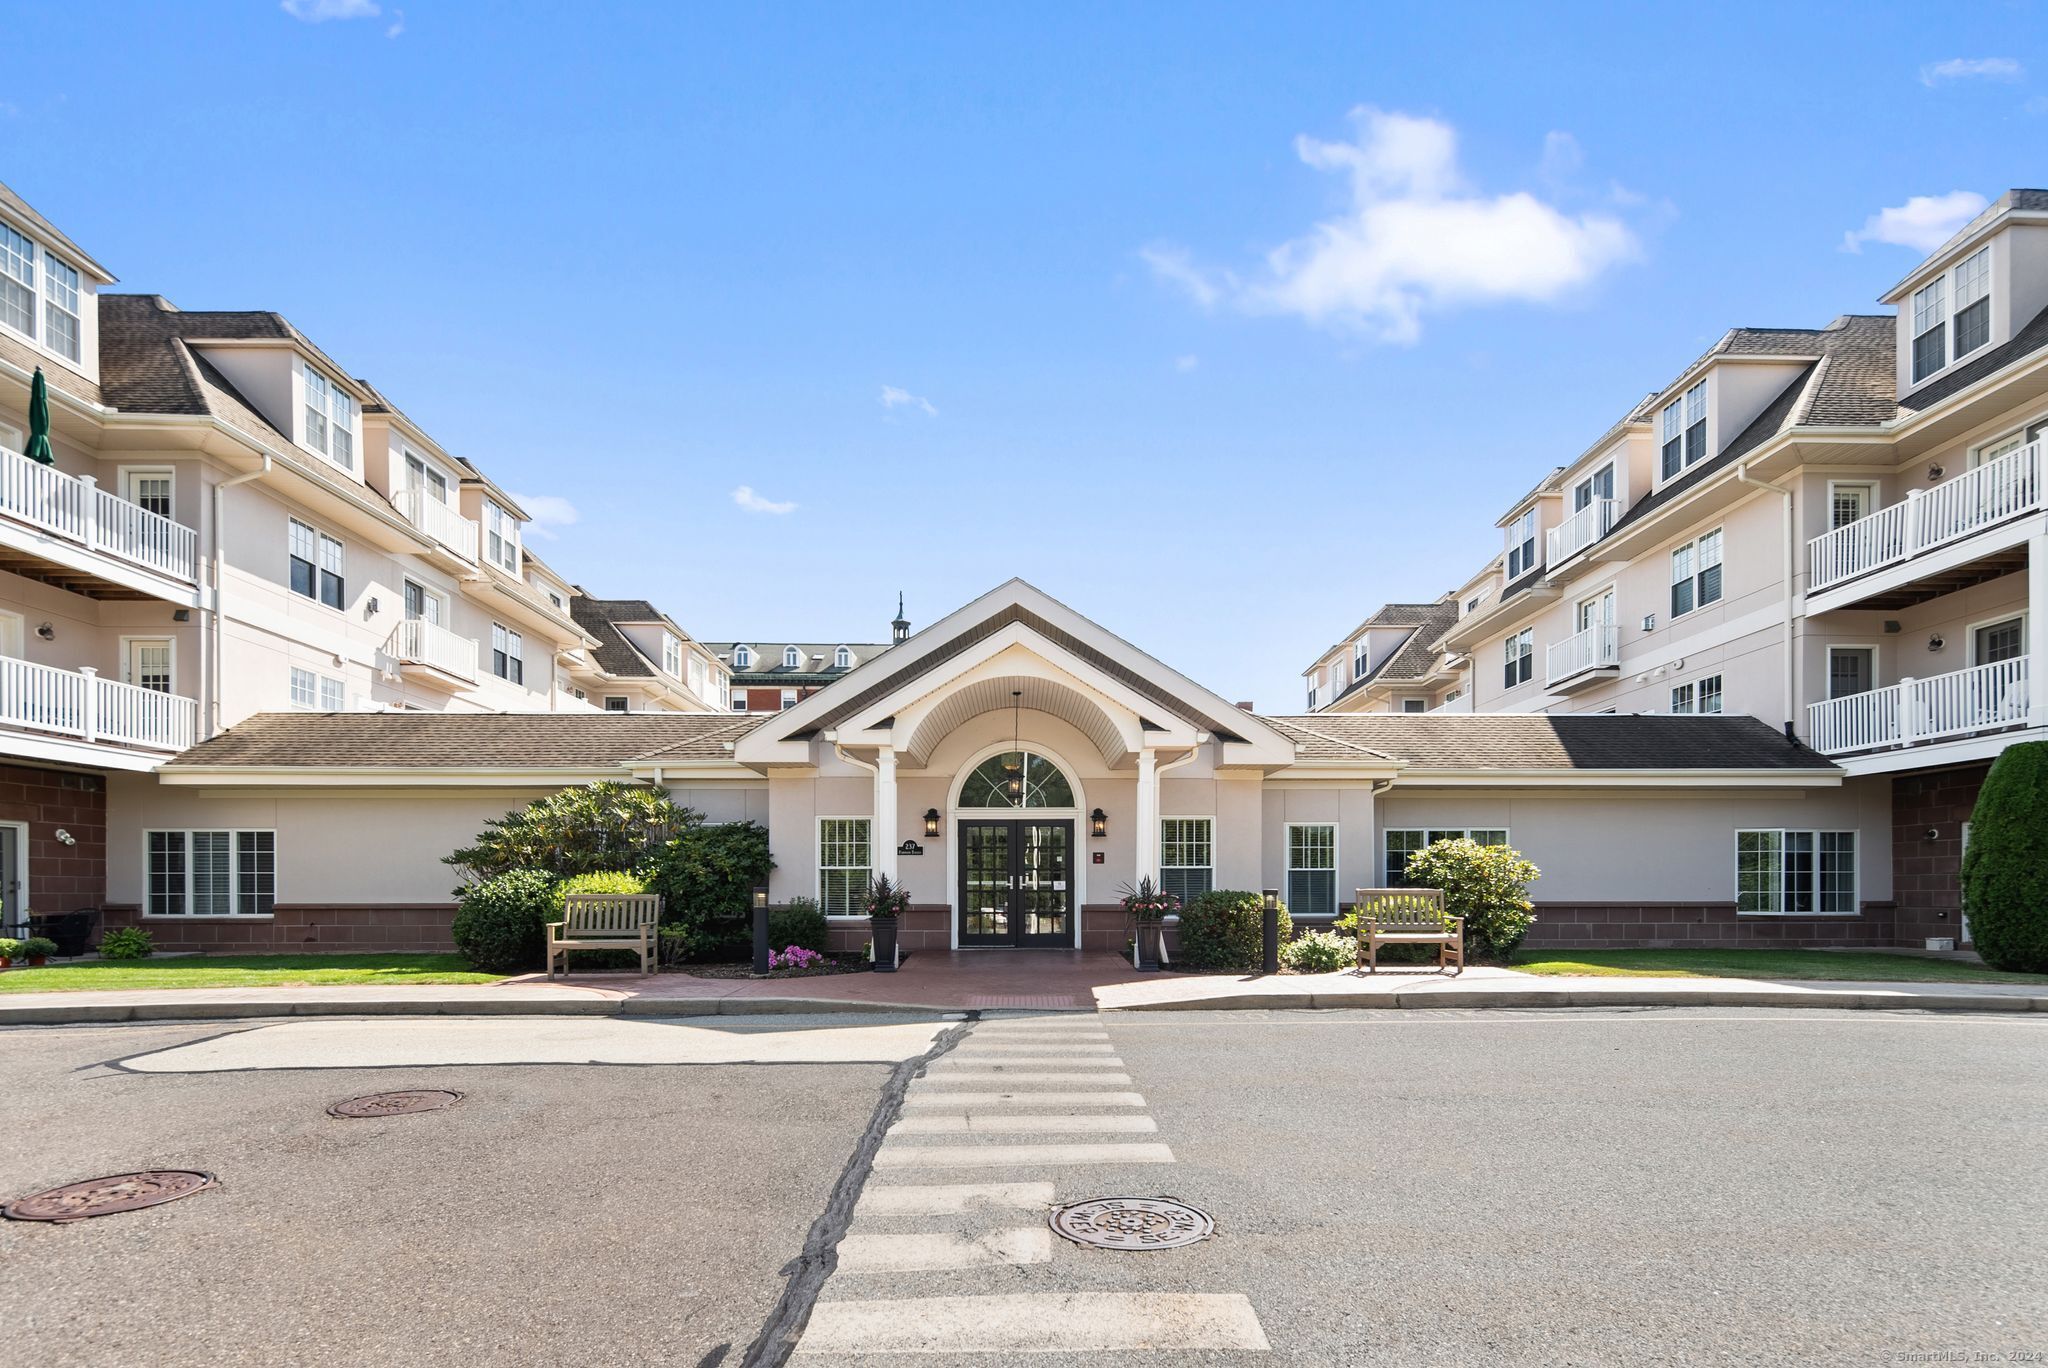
[768, 945, 827, 972]
[863, 873, 911, 921]
[1119, 876, 1180, 925]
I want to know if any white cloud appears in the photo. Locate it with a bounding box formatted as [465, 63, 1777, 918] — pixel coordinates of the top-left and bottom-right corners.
[1841, 191, 1989, 253]
[385, 8, 405, 37]
[1145, 107, 1638, 344]
[1173, 354, 1200, 372]
[732, 485, 797, 515]
[507, 492, 580, 540]
[1538, 130, 1584, 187]
[879, 385, 938, 417]
[281, 0, 381, 20]
[1919, 57, 2024, 86]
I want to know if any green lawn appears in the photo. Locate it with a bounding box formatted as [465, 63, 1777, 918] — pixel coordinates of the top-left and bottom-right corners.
[0, 954, 504, 994]
[1509, 948, 2048, 985]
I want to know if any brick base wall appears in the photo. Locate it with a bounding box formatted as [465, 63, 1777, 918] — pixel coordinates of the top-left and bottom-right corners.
[99, 904, 458, 954]
[1891, 762, 1989, 948]
[1523, 902, 1897, 950]
[0, 763, 107, 917]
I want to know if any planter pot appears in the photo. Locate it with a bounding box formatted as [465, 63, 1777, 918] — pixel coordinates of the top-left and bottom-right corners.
[27, 955, 47, 967]
[870, 917, 900, 972]
[1132, 922, 1168, 972]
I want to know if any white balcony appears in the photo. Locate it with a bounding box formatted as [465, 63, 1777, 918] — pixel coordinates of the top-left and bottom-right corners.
[1808, 442, 2043, 597]
[383, 618, 478, 688]
[1546, 622, 1619, 690]
[1427, 693, 1473, 713]
[0, 448, 199, 585]
[1545, 498, 1621, 567]
[393, 487, 479, 562]
[1807, 659, 2032, 755]
[0, 657, 197, 753]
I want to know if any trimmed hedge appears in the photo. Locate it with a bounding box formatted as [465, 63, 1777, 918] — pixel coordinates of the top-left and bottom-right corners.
[452, 868, 560, 972]
[1961, 741, 2048, 972]
[1177, 890, 1291, 972]
[770, 897, 829, 955]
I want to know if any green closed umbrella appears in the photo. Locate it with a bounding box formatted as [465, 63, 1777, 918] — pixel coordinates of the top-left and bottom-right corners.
[24, 367, 53, 465]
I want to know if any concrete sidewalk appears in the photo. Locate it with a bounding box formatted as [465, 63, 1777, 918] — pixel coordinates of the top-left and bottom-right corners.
[2, 958, 2045, 1024]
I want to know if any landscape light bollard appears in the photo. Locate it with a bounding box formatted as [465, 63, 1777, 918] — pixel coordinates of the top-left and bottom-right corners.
[752, 887, 771, 974]
[1261, 889, 1280, 975]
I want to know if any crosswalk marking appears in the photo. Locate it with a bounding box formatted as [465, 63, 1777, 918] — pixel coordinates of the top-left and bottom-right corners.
[930, 1055, 1125, 1068]
[891, 1112, 1160, 1135]
[852, 1181, 1056, 1216]
[900, 1090, 1148, 1108]
[796, 1293, 1271, 1354]
[874, 1140, 1176, 1168]
[834, 1228, 1053, 1272]
[914, 1070, 1135, 1084]
[948, 1041, 1119, 1053]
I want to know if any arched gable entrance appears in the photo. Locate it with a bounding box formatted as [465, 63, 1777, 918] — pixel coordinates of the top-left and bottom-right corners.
[950, 744, 1083, 948]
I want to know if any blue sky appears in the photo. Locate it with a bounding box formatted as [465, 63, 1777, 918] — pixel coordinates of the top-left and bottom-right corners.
[10, 2, 2044, 708]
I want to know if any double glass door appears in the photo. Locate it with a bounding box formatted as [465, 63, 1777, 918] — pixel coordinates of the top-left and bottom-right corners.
[959, 820, 1073, 947]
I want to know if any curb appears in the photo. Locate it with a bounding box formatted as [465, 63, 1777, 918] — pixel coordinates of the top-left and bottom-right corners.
[0, 995, 962, 1027]
[1102, 988, 2048, 1013]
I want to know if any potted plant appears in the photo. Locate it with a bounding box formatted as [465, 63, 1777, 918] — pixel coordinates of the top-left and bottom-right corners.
[0, 936, 19, 969]
[1121, 877, 1180, 972]
[19, 935, 58, 967]
[864, 874, 910, 973]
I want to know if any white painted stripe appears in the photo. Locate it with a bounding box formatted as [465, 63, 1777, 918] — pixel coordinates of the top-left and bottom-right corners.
[930, 1056, 1124, 1068]
[961, 1036, 1113, 1046]
[835, 1228, 1052, 1272]
[796, 1293, 1269, 1354]
[951, 1042, 1118, 1054]
[911, 1071, 1134, 1085]
[901, 1091, 1148, 1108]
[975, 1017, 1105, 1026]
[852, 1181, 1056, 1216]
[874, 1141, 1175, 1168]
[892, 1114, 1159, 1135]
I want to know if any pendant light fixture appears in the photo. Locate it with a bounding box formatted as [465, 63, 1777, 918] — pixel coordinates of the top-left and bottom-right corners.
[1005, 689, 1024, 802]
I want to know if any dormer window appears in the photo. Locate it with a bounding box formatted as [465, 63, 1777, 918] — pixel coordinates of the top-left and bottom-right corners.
[483, 499, 521, 573]
[1307, 671, 1321, 710]
[834, 647, 853, 668]
[300, 362, 357, 470]
[42, 256, 80, 363]
[0, 223, 84, 364]
[1660, 380, 1707, 479]
[783, 646, 801, 668]
[1353, 641, 1368, 676]
[1505, 509, 1537, 578]
[662, 633, 682, 678]
[1913, 247, 1992, 384]
[1911, 276, 1947, 382]
[733, 645, 753, 669]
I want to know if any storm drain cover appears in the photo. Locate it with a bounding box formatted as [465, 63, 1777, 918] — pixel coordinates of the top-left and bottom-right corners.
[4, 1170, 217, 1223]
[328, 1088, 464, 1119]
[1049, 1197, 1214, 1251]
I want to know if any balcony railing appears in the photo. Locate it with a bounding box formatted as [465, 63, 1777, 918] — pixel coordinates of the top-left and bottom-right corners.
[384, 617, 478, 682]
[1546, 497, 1621, 566]
[0, 657, 198, 752]
[393, 487, 479, 561]
[1806, 658, 2032, 755]
[0, 448, 199, 583]
[1808, 442, 2043, 593]
[1546, 622, 1619, 687]
[1428, 692, 1473, 713]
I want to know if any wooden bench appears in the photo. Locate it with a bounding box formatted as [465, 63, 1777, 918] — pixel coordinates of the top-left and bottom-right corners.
[1348, 888, 1462, 975]
[547, 892, 663, 979]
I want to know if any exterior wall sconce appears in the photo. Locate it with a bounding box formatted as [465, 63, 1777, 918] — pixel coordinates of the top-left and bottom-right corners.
[365, 596, 380, 618]
[1090, 808, 1108, 839]
[924, 808, 941, 838]
[1927, 464, 1945, 481]
[1924, 827, 1941, 842]
[35, 622, 54, 641]
[1640, 614, 1655, 632]
[1928, 634, 1945, 652]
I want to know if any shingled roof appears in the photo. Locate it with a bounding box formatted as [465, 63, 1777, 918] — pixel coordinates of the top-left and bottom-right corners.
[570, 597, 687, 679]
[163, 712, 765, 769]
[1326, 598, 1462, 704]
[1259, 713, 1837, 771]
[703, 641, 894, 687]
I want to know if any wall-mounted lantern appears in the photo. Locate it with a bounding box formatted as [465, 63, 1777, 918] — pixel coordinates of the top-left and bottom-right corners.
[1090, 808, 1108, 839]
[924, 808, 942, 838]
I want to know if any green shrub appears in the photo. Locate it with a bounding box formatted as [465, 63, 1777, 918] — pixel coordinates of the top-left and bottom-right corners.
[0, 936, 21, 961]
[551, 869, 649, 915]
[643, 820, 774, 961]
[18, 936, 58, 960]
[770, 897, 829, 954]
[446, 782, 699, 883]
[1177, 890, 1291, 973]
[1961, 741, 2048, 972]
[98, 927, 155, 960]
[451, 869, 560, 972]
[1280, 929, 1352, 974]
[1400, 839, 1540, 961]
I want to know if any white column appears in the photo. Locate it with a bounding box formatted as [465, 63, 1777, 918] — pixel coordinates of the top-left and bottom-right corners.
[874, 746, 899, 882]
[2030, 531, 2048, 725]
[1134, 747, 1159, 887]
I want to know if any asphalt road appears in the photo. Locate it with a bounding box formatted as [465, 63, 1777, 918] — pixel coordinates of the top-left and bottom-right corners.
[4, 1008, 2045, 1366]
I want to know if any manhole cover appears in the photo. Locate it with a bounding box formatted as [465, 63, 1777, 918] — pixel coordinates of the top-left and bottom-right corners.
[4, 1170, 217, 1223]
[1049, 1197, 1214, 1251]
[328, 1088, 464, 1119]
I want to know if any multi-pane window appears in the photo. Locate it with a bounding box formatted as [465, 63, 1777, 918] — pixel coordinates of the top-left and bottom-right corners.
[1828, 647, 1874, 699]
[819, 818, 872, 916]
[147, 830, 276, 917]
[289, 667, 345, 710]
[126, 640, 173, 693]
[0, 223, 35, 338]
[780, 688, 798, 708]
[1669, 528, 1723, 617]
[733, 646, 753, 669]
[1953, 247, 1991, 360]
[1505, 509, 1537, 578]
[1912, 276, 1948, 383]
[301, 363, 356, 470]
[662, 633, 683, 678]
[124, 470, 174, 519]
[1401, 698, 1427, 713]
[1670, 675, 1723, 714]
[1502, 629, 1533, 688]
[604, 696, 629, 711]
[1160, 818, 1214, 905]
[835, 647, 853, 668]
[1574, 463, 1615, 510]
[1698, 675, 1723, 714]
[42, 254, 81, 362]
[288, 519, 345, 608]
[1737, 830, 1856, 915]
[483, 500, 521, 573]
[491, 623, 524, 684]
[1307, 672, 1321, 710]
[1660, 380, 1709, 479]
[783, 646, 802, 668]
[1828, 482, 1874, 529]
[1286, 824, 1336, 919]
[1384, 828, 1508, 887]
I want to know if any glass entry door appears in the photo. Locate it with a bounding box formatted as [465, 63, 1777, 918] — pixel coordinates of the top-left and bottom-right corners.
[958, 819, 1073, 947]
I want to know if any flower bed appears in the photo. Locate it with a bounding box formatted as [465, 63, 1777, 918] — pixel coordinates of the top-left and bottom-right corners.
[683, 950, 868, 980]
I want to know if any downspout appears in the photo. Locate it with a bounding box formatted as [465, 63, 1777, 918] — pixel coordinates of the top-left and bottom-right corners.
[1735, 461, 1797, 736]
[207, 458, 271, 738]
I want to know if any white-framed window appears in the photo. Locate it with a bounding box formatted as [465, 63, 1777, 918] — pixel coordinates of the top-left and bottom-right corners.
[1669, 528, 1723, 618]
[1670, 675, 1723, 715]
[1911, 247, 1994, 385]
[1660, 379, 1708, 479]
[0, 223, 34, 339]
[603, 695, 628, 712]
[289, 666, 345, 710]
[1737, 830, 1856, 915]
[403, 449, 452, 507]
[491, 623, 524, 684]
[287, 518, 345, 609]
[1384, 828, 1509, 888]
[300, 362, 356, 470]
[1953, 247, 1991, 360]
[402, 578, 446, 627]
[1911, 275, 1948, 383]
[42, 253, 81, 363]
[834, 646, 853, 669]
[482, 499, 521, 573]
[1573, 462, 1615, 511]
[733, 645, 753, 669]
[661, 633, 682, 678]
[1970, 615, 2025, 665]
[783, 646, 802, 668]
[1401, 698, 1427, 713]
[1827, 481, 1876, 530]
[731, 695, 749, 713]
[124, 638, 173, 693]
[1505, 509, 1537, 578]
[1307, 671, 1321, 710]
[780, 688, 798, 708]
[1503, 628, 1533, 688]
[120, 468, 175, 519]
[1353, 641, 1370, 677]
[146, 830, 277, 917]
[1286, 823, 1337, 919]
[819, 817, 872, 916]
[1828, 646, 1875, 699]
[1160, 818, 1213, 905]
